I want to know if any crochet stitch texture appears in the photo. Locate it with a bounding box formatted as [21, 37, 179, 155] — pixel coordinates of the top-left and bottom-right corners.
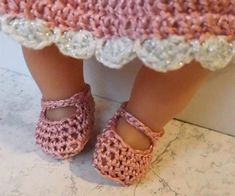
[35, 84, 95, 159]
[93, 103, 164, 186]
[1, 1, 235, 41]
[1, 1, 235, 72]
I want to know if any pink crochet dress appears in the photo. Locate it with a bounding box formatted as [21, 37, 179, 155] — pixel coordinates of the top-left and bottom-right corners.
[0, 1, 235, 72]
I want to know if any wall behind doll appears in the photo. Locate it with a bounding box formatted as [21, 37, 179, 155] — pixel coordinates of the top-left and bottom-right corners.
[1, 32, 235, 136]
[84, 56, 235, 136]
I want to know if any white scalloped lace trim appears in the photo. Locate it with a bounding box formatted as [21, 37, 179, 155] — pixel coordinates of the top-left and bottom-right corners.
[1, 14, 235, 72]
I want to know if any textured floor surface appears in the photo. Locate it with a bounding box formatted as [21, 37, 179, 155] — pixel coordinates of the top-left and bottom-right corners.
[0, 67, 235, 196]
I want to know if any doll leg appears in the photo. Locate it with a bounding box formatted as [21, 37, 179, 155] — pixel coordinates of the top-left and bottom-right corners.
[116, 60, 212, 150]
[22, 44, 85, 121]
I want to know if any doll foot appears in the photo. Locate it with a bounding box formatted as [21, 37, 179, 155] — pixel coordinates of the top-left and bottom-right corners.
[35, 84, 95, 160]
[93, 102, 164, 186]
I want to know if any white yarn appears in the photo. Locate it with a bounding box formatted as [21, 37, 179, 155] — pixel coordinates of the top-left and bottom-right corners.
[1, 14, 235, 72]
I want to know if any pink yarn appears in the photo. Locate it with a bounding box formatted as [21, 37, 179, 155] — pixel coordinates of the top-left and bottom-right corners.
[93, 102, 164, 186]
[35, 84, 95, 160]
[1, 0, 235, 41]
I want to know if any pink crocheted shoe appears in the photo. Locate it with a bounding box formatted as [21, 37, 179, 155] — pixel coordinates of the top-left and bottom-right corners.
[93, 103, 164, 186]
[35, 84, 95, 160]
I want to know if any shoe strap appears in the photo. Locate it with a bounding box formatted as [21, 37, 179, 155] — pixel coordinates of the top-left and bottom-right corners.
[117, 102, 164, 142]
[41, 84, 92, 111]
